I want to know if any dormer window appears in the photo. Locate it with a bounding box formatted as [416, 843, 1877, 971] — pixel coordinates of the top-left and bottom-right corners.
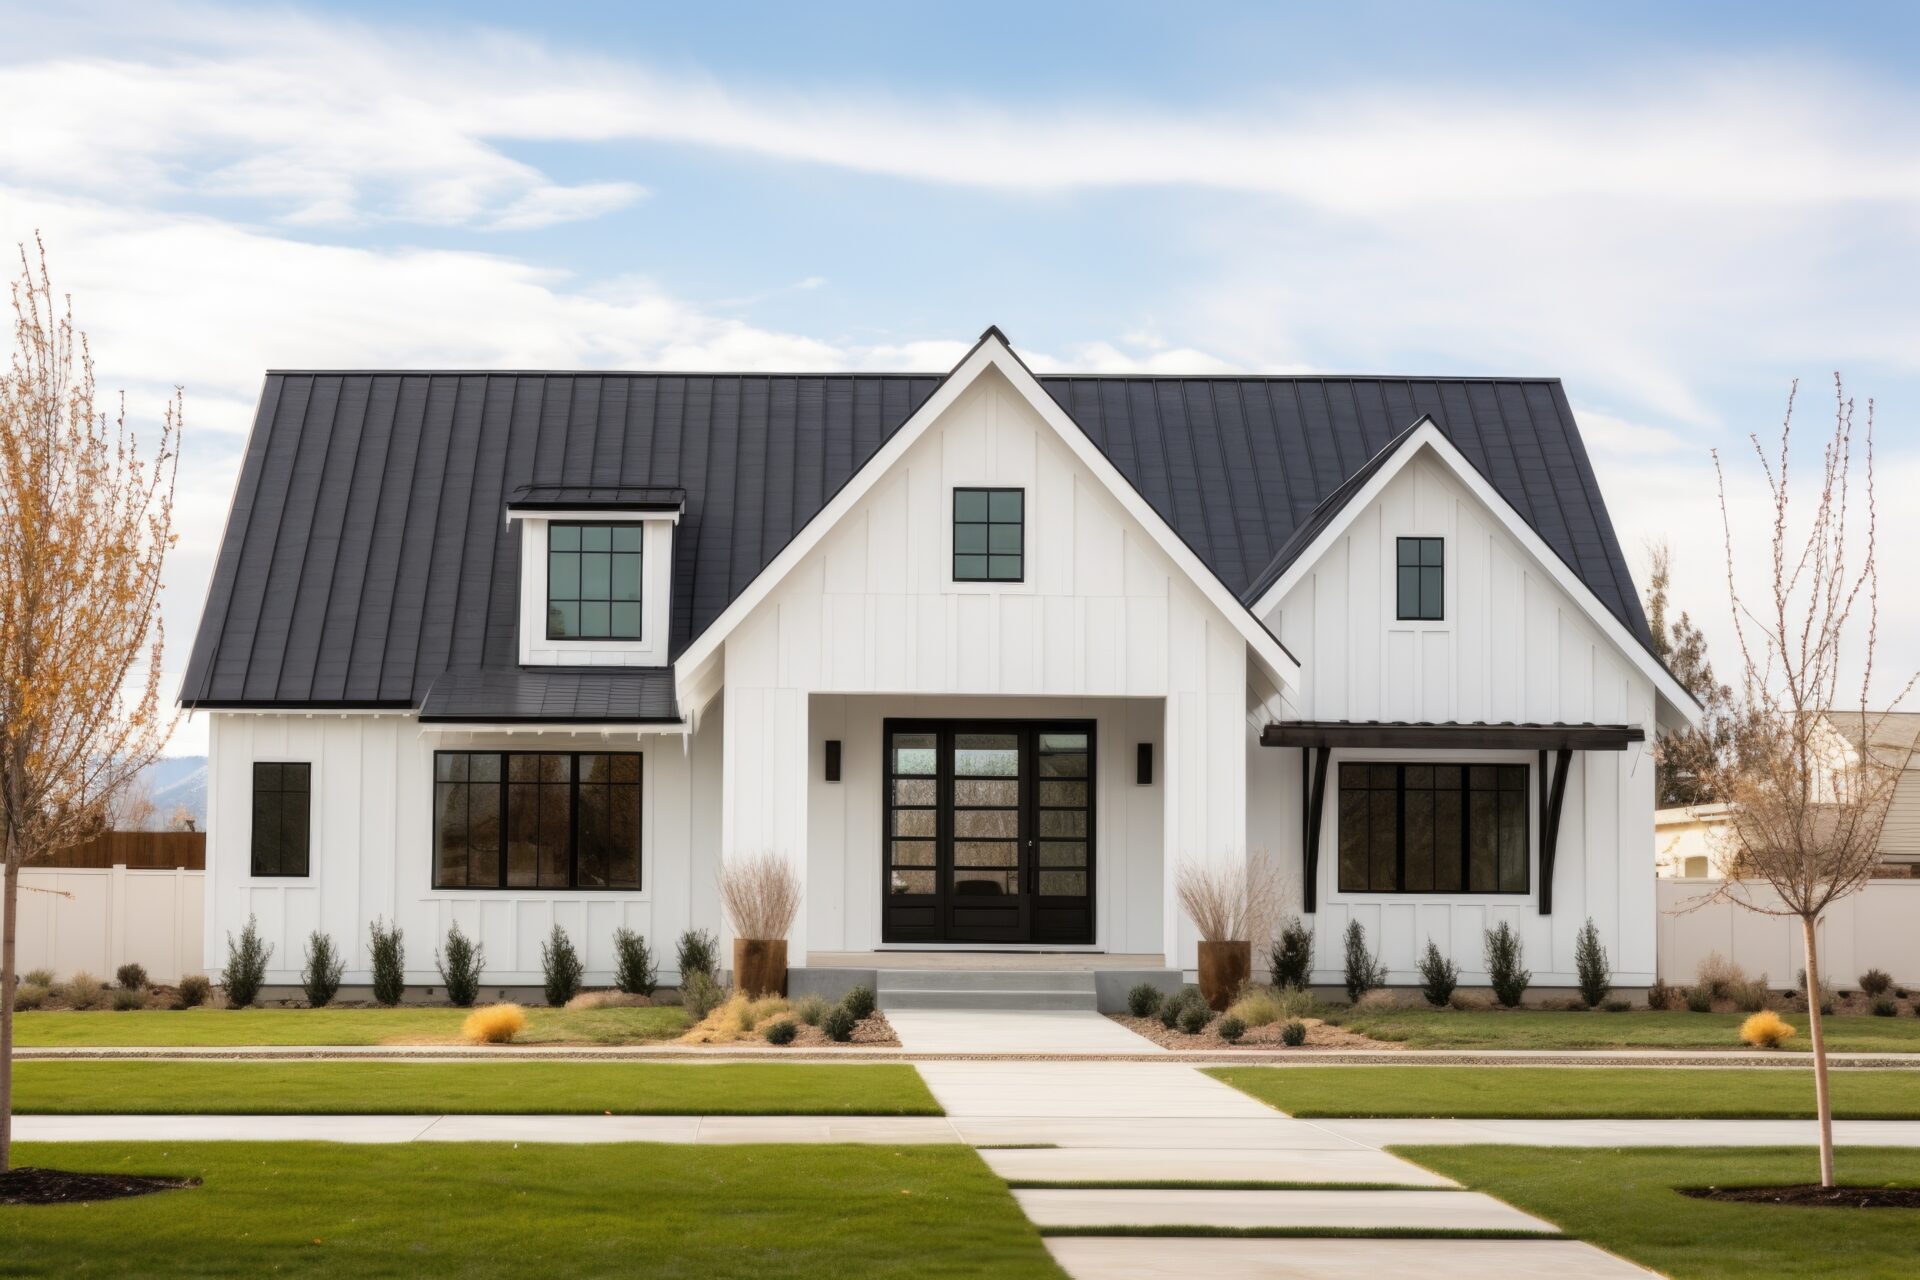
[954, 488, 1024, 582]
[548, 523, 643, 640]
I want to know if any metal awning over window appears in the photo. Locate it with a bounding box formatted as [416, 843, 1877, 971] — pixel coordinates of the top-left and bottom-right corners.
[1263, 721, 1645, 915]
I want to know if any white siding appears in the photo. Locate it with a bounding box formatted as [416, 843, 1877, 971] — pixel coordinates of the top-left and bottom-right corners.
[205, 712, 721, 985]
[1256, 452, 1660, 985]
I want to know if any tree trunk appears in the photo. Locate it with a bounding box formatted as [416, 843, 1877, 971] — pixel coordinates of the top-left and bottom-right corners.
[2, 855, 17, 1174]
[1801, 913, 1834, 1188]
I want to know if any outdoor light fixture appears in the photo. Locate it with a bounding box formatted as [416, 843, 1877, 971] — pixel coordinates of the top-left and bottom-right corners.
[1136, 742, 1153, 785]
[825, 739, 841, 783]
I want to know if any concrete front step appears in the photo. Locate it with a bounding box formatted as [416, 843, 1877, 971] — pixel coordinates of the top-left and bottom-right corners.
[880, 988, 1098, 1011]
[877, 968, 1102, 1010]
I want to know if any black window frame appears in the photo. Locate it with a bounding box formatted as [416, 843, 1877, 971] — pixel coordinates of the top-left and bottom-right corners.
[1336, 760, 1530, 895]
[250, 761, 311, 878]
[433, 750, 643, 891]
[952, 487, 1025, 582]
[546, 521, 645, 641]
[1396, 536, 1445, 621]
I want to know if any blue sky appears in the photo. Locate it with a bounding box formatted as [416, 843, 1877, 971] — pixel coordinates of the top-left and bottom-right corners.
[3, 0, 1917, 751]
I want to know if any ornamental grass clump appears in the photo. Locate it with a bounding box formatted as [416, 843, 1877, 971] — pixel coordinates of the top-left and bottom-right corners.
[1417, 939, 1457, 1007]
[462, 1003, 527, 1044]
[175, 974, 210, 1008]
[613, 927, 657, 997]
[1225, 985, 1311, 1029]
[793, 994, 830, 1027]
[1483, 921, 1531, 1008]
[12, 984, 47, 1011]
[1871, 996, 1898, 1017]
[435, 922, 485, 1008]
[302, 931, 344, 1007]
[222, 916, 272, 1009]
[1685, 985, 1714, 1013]
[1740, 1009, 1796, 1049]
[59, 972, 108, 1011]
[541, 924, 584, 1007]
[23, 968, 53, 989]
[111, 987, 145, 1011]
[716, 852, 803, 941]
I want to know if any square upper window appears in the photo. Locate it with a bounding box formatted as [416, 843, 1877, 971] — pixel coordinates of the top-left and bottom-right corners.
[954, 488, 1024, 582]
[548, 522, 643, 640]
[1396, 537, 1444, 620]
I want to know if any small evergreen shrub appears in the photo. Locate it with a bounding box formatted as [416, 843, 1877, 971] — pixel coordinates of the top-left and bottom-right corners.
[1178, 1003, 1211, 1035]
[676, 928, 719, 981]
[436, 922, 485, 1007]
[369, 917, 406, 1007]
[1602, 998, 1633, 1012]
[1159, 985, 1205, 1028]
[1574, 917, 1611, 1008]
[1646, 979, 1678, 1011]
[1860, 968, 1893, 998]
[1280, 1019, 1308, 1047]
[763, 1018, 799, 1045]
[1127, 982, 1164, 1017]
[541, 924, 584, 1007]
[463, 1003, 526, 1044]
[176, 974, 211, 1008]
[822, 1005, 857, 1042]
[114, 962, 149, 991]
[613, 927, 657, 996]
[1482, 921, 1530, 1008]
[841, 984, 877, 1020]
[793, 994, 830, 1026]
[13, 983, 48, 1011]
[682, 971, 727, 1020]
[1342, 920, 1387, 1002]
[1269, 916, 1315, 990]
[24, 967, 54, 988]
[111, 986, 146, 1011]
[222, 916, 273, 1009]
[302, 931, 345, 1007]
[1871, 996, 1898, 1017]
[1417, 939, 1457, 1007]
[1740, 1009, 1795, 1049]
[1217, 1015, 1246, 1043]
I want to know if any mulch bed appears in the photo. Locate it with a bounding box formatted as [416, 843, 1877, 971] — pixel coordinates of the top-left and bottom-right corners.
[1108, 1014, 1383, 1050]
[0, 1167, 199, 1206]
[1680, 1184, 1920, 1209]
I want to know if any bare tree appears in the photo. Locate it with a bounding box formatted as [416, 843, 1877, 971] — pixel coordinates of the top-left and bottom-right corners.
[1643, 540, 1762, 807]
[1706, 376, 1913, 1188]
[108, 771, 158, 831]
[0, 237, 179, 1172]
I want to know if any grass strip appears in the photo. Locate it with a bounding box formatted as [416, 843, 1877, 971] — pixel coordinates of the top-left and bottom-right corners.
[12, 1004, 691, 1047]
[1208, 1064, 1920, 1119]
[1397, 1144, 1920, 1280]
[2, 1141, 1063, 1278]
[10, 1059, 942, 1115]
[1324, 1007, 1920, 1053]
[1037, 1225, 1564, 1240]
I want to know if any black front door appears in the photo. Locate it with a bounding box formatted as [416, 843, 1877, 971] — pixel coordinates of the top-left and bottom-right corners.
[882, 720, 1095, 945]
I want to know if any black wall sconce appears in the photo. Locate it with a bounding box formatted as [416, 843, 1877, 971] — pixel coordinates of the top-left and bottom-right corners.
[825, 739, 842, 783]
[1136, 742, 1153, 785]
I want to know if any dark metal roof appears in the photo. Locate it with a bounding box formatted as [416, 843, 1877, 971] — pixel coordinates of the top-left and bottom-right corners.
[181, 366, 1653, 713]
[1261, 721, 1646, 750]
[419, 667, 680, 723]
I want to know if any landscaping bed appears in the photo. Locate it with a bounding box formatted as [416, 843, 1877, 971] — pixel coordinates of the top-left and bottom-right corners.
[0, 1141, 1064, 1278]
[9, 1060, 943, 1115]
[0, 1167, 198, 1206]
[11, 1005, 692, 1047]
[1323, 1005, 1920, 1053]
[1207, 1065, 1920, 1119]
[1108, 1013, 1377, 1050]
[1400, 1145, 1920, 1279]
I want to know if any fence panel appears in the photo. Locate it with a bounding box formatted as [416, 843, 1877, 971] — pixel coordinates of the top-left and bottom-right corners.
[16, 866, 204, 983]
[1657, 878, 1920, 986]
[44, 831, 204, 870]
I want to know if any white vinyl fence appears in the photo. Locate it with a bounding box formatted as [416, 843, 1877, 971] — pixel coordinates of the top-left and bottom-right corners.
[1657, 877, 1920, 987]
[16, 866, 204, 984]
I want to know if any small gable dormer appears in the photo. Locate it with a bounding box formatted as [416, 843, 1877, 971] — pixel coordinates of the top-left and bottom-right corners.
[508, 485, 683, 668]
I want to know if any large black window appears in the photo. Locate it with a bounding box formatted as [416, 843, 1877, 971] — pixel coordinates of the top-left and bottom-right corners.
[250, 762, 311, 877]
[1337, 762, 1528, 894]
[953, 488, 1024, 581]
[547, 523, 643, 640]
[434, 751, 641, 890]
[1396, 537, 1444, 620]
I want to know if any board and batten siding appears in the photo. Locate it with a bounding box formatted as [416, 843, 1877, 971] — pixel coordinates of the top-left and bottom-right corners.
[1255, 451, 1659, 985]
[204, 712, 721, 985]
[717, 368, 1250, 966]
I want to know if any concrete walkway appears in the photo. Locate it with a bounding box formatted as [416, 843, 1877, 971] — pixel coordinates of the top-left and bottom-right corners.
[888, 1009, 1167, 1054]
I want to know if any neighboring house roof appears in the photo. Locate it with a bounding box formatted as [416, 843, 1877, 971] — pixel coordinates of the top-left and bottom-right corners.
[180, 341, 1652, 712]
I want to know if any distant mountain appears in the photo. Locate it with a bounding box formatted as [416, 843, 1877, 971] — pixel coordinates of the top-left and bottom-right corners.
[146, 756, 207, 829]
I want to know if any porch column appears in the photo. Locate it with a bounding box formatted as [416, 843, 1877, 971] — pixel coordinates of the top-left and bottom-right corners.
[719, 681, 811, 963]
[1161, 620, 1249, 975]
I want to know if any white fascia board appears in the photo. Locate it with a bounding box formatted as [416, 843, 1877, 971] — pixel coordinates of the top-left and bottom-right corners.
[673, 330, 1303, 700]
[504, 508, 680, 525]
[416, 720, 690, 737]
[1251, 418, 1701, 730]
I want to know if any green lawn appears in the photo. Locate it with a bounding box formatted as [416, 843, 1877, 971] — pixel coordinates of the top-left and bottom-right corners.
[1209, 1065, 1920, 1119]
[10, 1004, 691, 1047]
[1327, 1006, 1920, 1053]
[10, 1061, 941, 1115]
[1400, 1145, 1920, 1279]
[0, 1142, 1063, 1278]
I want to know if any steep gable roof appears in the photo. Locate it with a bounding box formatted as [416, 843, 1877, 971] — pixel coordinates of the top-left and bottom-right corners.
[181, 341, 1653, 710]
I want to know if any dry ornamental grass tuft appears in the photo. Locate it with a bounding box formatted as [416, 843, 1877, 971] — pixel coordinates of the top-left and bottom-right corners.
[717, 852, 803, 941]
[462, 1004, 527, 1044]
[1740, 1010, 1796, 1049]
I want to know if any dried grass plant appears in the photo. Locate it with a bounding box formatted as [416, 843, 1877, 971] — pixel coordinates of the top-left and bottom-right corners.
[1175, 853, 1282, 943]
[461, 1004, 526, 1044]
[717, 852, 802, 941]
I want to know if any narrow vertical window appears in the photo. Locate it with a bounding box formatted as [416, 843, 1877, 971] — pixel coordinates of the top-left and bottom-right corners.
[250, 762, 311, 877]
[1396, 537, 1444, 620]
[953, 488, 1024, 581]
[548, 522, 643, 640]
